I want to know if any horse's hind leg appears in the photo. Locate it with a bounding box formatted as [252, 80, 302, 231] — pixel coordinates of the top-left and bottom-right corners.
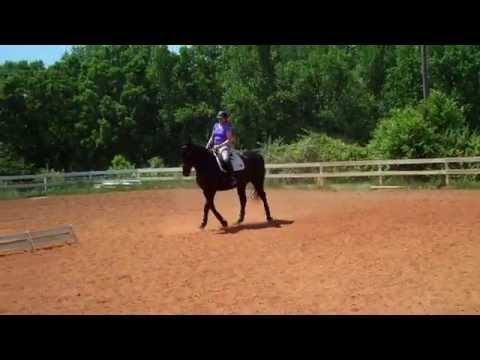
[236, 184, 247, 225]
[200, 197, 210, 229]
[253, 182, 273, 222]
[205, 191, 228, 228]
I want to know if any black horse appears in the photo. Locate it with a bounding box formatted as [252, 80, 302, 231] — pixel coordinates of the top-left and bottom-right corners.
[181, 140, 273, 228]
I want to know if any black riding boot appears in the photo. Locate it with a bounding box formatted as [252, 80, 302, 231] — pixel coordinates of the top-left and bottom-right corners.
[223, 161, 236, 186]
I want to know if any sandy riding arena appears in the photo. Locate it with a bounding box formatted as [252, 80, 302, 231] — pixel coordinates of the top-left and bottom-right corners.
[1, 188, 479, 314]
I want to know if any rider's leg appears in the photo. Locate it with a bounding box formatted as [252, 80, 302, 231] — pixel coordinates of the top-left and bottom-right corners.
[220, 147, 233, 173]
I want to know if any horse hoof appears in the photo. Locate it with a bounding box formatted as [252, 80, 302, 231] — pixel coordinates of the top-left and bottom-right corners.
[221, 221, 228, 228]
[235, 220, 243, 225]
[199, 224, 206, 230]
[267, 217, 274, 223]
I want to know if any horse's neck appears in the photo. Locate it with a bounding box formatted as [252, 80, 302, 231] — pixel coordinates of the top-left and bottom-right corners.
[192, 150, 215, 175]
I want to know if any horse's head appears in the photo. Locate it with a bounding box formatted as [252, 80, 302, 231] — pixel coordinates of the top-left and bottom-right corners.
[181, 138, 195, 176]
[181, 137, 210, 176]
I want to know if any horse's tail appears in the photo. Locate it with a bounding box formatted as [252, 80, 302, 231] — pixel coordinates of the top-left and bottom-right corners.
[246, 151, 266, 201]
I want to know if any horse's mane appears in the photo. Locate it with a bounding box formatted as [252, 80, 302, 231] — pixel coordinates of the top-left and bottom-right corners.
[186, 142, 212, 160]
[189, 143, 207, 151]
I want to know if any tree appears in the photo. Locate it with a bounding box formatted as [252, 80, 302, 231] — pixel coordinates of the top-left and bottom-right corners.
[369, 91, 471, 159]
[383, 45, 422, 111]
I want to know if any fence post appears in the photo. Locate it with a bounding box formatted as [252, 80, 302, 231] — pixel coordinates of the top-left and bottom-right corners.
[43, 176, 48, 193]
[317, 166, 324, 187]
[444, 160, 450, 186]
[378, 165, 383, 185]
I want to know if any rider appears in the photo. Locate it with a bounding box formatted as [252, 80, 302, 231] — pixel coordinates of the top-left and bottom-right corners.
[206, 110, 235, 174]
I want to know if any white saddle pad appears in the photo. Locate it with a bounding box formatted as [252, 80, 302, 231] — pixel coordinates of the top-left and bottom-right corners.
[231, 151, 245, 171]
[214, 148, 245, 173]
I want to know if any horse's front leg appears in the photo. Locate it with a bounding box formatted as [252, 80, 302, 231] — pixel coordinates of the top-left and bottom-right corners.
[236, 184, 247, 225]
[206, 190, 228, 228]
[200, 193, 210, 229]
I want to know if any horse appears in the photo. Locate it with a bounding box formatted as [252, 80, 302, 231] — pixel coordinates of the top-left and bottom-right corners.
[181, 139, 273, 229]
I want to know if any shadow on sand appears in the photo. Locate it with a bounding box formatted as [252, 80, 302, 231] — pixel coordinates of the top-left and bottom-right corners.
[220, 219, 294, 234]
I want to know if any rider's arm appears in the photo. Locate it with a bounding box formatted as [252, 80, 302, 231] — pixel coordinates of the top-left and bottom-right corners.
[216, 132, 232, 148]
[216, 128, 234, 148]
[206, 132, 214, 149]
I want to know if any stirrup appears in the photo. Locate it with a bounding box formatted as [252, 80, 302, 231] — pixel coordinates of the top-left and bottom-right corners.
[223, 162, 233, 173]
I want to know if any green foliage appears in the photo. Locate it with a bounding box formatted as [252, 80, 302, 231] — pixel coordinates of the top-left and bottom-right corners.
[264, 131, 367, 163]
[429, 45, 480, 130]
[0, 144, 34, 175]
[148, 156, 164, 168]
[286, 47, 376, 142]
[468, 135, 480, 155]
[369, 90, 471, 159]
[109, 154, 135, 170]
[368, 106, 431, 159]
[2, 45, 480, 175]
[383, 46, 422, 110]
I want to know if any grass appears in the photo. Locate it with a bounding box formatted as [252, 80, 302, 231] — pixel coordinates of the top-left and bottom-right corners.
[2, 176, 480, 201]
[0, 179, 198, 200]
[0, 189, 34, 200]
[264, 176, 441, 191]
[265, 175, 480, 192]
[449, 175, 480, 190]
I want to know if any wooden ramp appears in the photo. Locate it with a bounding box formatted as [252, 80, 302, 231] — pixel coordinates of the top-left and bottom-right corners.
[0, 225, 78, 256]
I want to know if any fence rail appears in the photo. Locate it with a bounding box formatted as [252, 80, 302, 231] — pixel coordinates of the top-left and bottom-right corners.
[1, 156, 480, 192]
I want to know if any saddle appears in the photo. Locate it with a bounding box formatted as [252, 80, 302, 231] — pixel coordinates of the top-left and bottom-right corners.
[213, 148, 245, 173]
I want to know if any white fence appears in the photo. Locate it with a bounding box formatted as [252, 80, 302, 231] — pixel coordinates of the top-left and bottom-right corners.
[1, 156, 480, 192]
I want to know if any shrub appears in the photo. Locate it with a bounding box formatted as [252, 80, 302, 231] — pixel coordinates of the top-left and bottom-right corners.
[263, 130, 367, 163]
[147, 156, 164, 168]
[369, 90, 470, 159]
[109, 154, 135, 170]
